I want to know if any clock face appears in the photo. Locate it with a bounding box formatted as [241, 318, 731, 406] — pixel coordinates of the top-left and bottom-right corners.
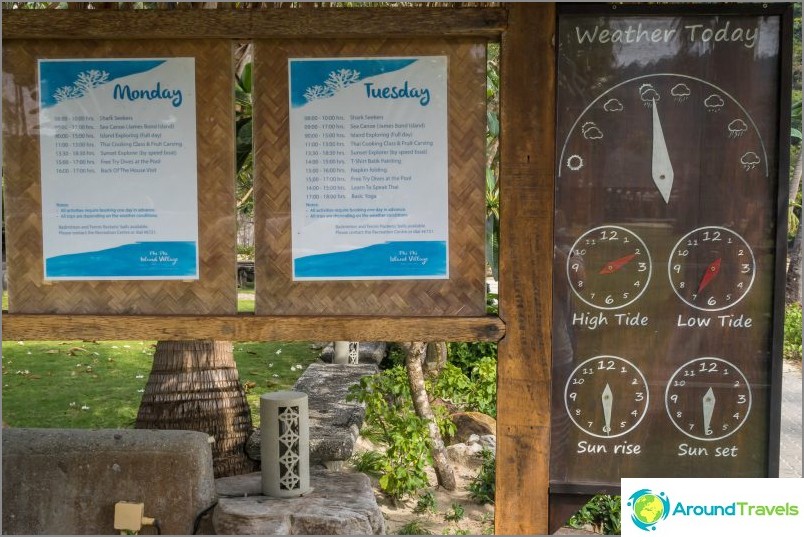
[565, 355, 649, 439]
[558, 74, 768, 205]
[567, 225, 652, 310]
[665, 357, 751, 442]
[668, 226, 756, 311]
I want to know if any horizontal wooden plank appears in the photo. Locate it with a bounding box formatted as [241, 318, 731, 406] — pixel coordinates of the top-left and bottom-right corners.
[1, 313, 505, 342]
[1, 8, 507, 40]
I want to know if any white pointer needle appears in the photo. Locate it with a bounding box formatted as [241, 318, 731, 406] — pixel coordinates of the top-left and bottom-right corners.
[651, 98, 674, 204]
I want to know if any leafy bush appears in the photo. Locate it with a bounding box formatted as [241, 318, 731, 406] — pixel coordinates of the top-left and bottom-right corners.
[350, 450, 385, 478]
[397, 520, 431, 535]
[468, 448, 495, 504]
[347, 366, 433, 500]
[413, 491, 438, 514]
[568, 494, 621, 535]
[784, 303, 803, 361]
[444, 503, 466, 522]
[429, 356, 497, 417]
[447, 342, 497, 375]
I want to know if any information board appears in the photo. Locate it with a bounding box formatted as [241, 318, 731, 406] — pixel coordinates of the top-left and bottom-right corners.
[551, 5, 788, 489]
[38, 58, 198, 280]
[288, 56, 448, 280]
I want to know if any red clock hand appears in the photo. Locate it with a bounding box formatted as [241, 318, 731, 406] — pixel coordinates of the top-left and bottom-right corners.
[697, 258, 722, 293]
[598, 253, 637, 274]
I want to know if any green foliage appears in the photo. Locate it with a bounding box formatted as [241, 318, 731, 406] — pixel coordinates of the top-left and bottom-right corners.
[430, 357, 497, 417]
[446, 342, 498, 376]
[569, 494, 622, 535]
[397, 520, 431, 535]
[468, 448, 496, 505]
[350, 450, 385, 479]
[444, 503, 466, 522]
[784, 303, 803, 361]
[347, 366, 431, 500]
[413, 491, 438, 514]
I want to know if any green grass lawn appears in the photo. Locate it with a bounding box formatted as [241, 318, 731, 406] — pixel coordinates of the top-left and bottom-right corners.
[1, 339, 321, 429]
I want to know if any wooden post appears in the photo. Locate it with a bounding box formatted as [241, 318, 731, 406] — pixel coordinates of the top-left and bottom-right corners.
[496, 3, 555, 535]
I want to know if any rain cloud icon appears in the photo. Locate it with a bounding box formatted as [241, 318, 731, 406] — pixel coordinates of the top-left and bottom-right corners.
[603, 98, 624, 112]
[581, 121, 603, 140]
[639, 84, 660, 106]
[704, 94, 725, 111]
[670, 83, 691, 102]
[740, 151, 760, 171]
[728, 119, 748, 138]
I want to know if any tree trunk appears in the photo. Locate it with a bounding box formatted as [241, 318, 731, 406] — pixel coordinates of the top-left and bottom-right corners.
[136, 340, 255, 478]
[787, 149, 803, 305]
[405, 342, 456, 491]
[786, 219, 802, 305]
[423, 342, 447, 377]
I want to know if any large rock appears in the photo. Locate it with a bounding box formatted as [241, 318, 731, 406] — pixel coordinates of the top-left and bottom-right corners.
[449, 411, 497, 444]
[213, 470, 385, 535]
[2, 428, 217, 535]
[319, 342, 387, 365]
[247, 363, 377, 464]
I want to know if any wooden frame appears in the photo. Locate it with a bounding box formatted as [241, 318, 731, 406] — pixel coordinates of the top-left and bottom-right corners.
[1, 5, 557, 535]
[2, 38, 236, 315]
[253, 38, 487, 316]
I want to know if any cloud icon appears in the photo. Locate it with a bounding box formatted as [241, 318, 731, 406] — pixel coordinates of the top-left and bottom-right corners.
[671, 83, 691, 101]
[603, 98, 623, 112]
[581, 121, 603, 140]
[740, 151, 760, 170]
[728, 119, 748, 138]
[639, 84, 660, 104]
[704, 94, 725, 110]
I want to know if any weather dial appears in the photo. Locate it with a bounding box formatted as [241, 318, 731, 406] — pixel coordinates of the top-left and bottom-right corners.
[665, 357, 751, 441]
[565, 355, 649, 439]
[668, 226, 755, 311]
[567, 225, 652, 310]
[558, 74, 768, 205]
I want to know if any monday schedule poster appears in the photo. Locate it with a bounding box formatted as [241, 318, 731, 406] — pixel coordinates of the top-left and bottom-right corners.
[38, 58, 199, 280]
[288, 56, 449, 280]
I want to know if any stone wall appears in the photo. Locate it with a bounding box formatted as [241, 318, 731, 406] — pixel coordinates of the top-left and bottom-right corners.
[2, 428, 217, 535]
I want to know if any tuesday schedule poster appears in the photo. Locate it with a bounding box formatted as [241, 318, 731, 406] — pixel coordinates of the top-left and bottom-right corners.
[38, 57, 199, 280]
[288, 56, 449, 281]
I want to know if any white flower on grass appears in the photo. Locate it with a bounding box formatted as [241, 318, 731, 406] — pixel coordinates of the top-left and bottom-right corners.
[268, 363, 274, 368]
[137, 389, 145, 393]
[92, 352, 100, 356]
[69, 402, 77, 407]
[123, 345, 131, 349]
[272, 374, 279, 378]
[111, 346, 119, 349]
[17, 341, 24, 345]
[135, 374, 144, 379]
[81, 405, 90, 411]
[275, 349, 282, 355]
[27, 352, 32, 355]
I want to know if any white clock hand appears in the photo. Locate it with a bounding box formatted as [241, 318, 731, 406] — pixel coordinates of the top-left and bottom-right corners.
[602, 383, 613, 435]
[651, 98, 674, 204]
[702, 387, 715, 436]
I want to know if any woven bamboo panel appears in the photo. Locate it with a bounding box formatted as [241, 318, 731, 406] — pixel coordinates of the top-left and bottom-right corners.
[253, 39, 486, 316]
[2, 39, 236, 314]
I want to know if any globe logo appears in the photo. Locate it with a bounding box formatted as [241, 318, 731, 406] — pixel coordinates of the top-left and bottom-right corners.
[627, 489, 670, 531]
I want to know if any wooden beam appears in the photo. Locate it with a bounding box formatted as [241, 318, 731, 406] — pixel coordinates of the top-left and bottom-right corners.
[1, 8, 507, 40]
[1, 314, 505, 343]
[495, 3, 555, 535]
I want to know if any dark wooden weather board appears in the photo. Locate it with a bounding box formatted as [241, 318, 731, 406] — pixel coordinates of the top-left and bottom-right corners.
[550, 3, 791, 493]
